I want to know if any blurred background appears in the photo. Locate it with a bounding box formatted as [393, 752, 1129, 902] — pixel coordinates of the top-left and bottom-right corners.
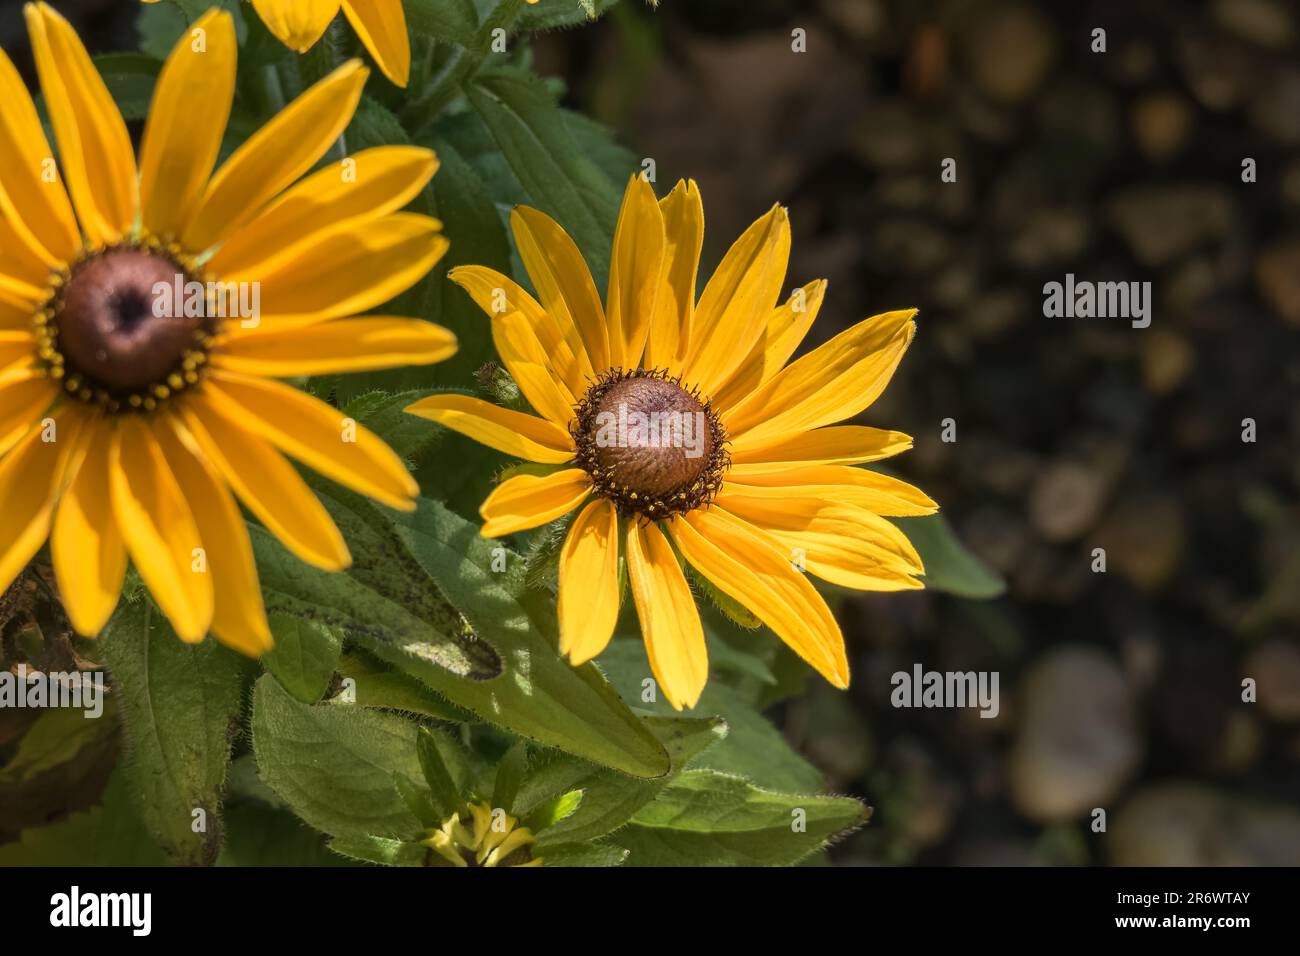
[6, 0, 1300, 865]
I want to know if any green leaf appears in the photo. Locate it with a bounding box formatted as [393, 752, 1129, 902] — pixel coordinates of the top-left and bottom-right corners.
[466, 69, 620, 286]
[405, 0, 481, 47]
[562, 107, 640, 183]
[514, 714, 724, 845]
[248, 479, 503, 681]
[422, 135, 514, 381]
[262, 612, 341, 703]
[598, 639, 824, 793]
[169, 0, 237, 21]
[395, 772, 443, 827]
[492, 740, 528, 812]
[0, 699, 115, 786]
[223, 754, 286, 810]
[348, 95, 417, 156]
[0, 697, 119, 836]
[137, 0, 187, 60]
[0, 771, 171, 867]
[897, 513, 1006, 599]
[618, 771, 870, 866]
[538, 841, 629, 867]
[94, 54, 160, 121]
[517, 0, 621, 31]
[378, 496, 671, 778]
[521, 788, 583, 832]
[218, 803, 352, 866]
[416, 727, 465, 819]
[336, 651, 470, 722]
[251, 674, 430, 841]
[329, 833, 429, 866]
[100, 602, 248, 866]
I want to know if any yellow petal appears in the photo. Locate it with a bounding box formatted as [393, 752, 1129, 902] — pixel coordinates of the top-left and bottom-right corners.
[0, 273, 45, 314]
[51, 425, 125, 636]
[726, 309, 916, 444]
[250, 0, 340, 53]
[0, 300, 36, 331]
[626, 519, 707, 710]
[606, 175, 665, 368]
[775, 529, 922, 591]
[0, 405, 86, 598]
[449, 264, 546, 323]
[182, 393, 350, 572]
[670, 508, 848, 687]
[644, 180, 703, 374]
[222, 213, 447, 326]
[482, 827, 535, 867]
[0, 330, 36, 373]
[109, 417, 214, 642]
[480, 467, 589, 537]
[449, 262, 590, 400]
[723, 465, 937, 516]
[0, 366, 58, 459]
[154, 416, 272, 656]
[558, 498, 619, 665]
[209, 146, 438, 278]
[712, 279, 826, 413]
[404, 393, 574, 464]
[730, 426, 913, 471]
[214, 317, 456, 377]
[25, 2, 137, 247]
[0, 194, 59, 285]
[510, 205, 608, 373]
[0, 47, 79, 263]
[684, 204, 790, 396]
[138, 9, 237, 239]
[340, 0, 410, 87]
[184, 59, 368, 252]
[492, 309, 576, 429]
[714, 493, 924, 590]
[204, 370, 418, 511]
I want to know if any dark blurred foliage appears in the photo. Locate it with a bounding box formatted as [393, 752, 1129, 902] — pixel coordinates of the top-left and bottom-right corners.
[536, 0, 1300, 865]
[9, 0, 1299, 864]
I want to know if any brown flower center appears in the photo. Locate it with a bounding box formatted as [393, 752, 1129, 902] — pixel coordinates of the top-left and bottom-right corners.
[37, 245, 212, 413]
[573, 369, 729, 518]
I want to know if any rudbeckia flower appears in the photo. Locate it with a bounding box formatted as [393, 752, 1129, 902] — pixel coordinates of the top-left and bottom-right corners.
[0, 5, 453, 654]
[407, 176, 935, 710]
[144, 0, 413, 87]
[423, 802, 541, 868]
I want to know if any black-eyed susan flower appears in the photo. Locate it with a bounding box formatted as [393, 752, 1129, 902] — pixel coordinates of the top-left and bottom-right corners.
[144, 0, 413, 87]
[0, 4, 453, 654]
[407, 176, 935, 710]
[422, 801, 541, 867]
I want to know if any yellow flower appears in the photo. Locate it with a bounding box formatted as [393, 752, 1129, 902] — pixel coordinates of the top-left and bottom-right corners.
[407, 176, 935, 710]
[144, 0, 412, 87]
[0, 4, 454, 654]
[422, 802, 541, 867]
